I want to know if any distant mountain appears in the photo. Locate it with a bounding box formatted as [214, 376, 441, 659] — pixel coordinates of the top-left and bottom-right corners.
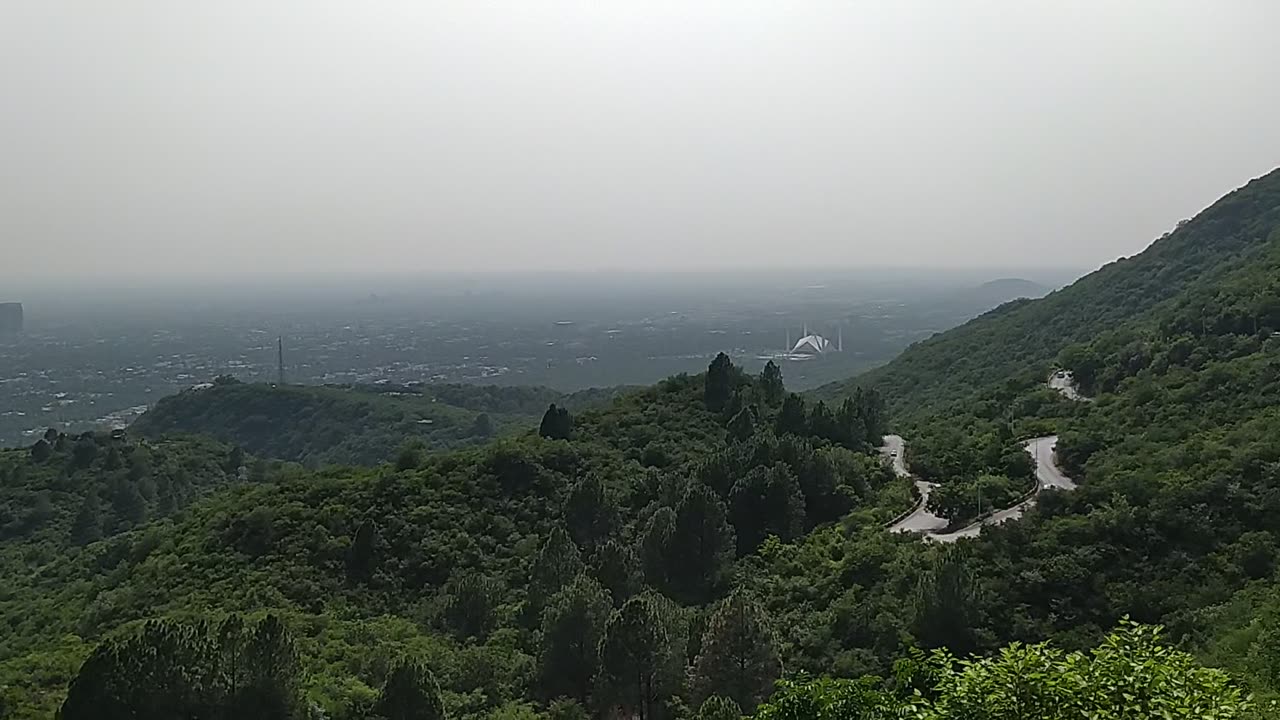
[962, 277, 1050, 305]
[818, 167, 1280, 416]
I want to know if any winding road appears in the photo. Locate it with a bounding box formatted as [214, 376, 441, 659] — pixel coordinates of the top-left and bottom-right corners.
[882, 434, 1076, 543]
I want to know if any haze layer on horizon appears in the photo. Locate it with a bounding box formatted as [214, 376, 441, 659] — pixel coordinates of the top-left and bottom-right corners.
[3, 1, 1279, 282]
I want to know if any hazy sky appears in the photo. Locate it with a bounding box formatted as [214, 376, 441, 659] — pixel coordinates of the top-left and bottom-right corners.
[3, 1, 1279, 281]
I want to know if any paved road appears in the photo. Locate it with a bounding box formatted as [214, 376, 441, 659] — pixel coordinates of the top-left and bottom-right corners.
[882, 435, 949, 534]
[884, 435, 1075, 543]
[1049, 372, 1090, 402]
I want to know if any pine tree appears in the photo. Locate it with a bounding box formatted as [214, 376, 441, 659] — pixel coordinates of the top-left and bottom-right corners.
[758, 361, 785, 406]
[669, 482, 735, 602]
[692, 590, 780, 712]
[807, 401, 839, 443]
[854, 387, 888, 445]
[373, 660, 445, 720]
[563, 475, 620, 551]
[69, 491, 103, 546]
[727, 406, 755, 443]
[444, 574, 501, 640]
[704, 353, 736, 412]
[538, 574, 613, 703]
[640, 507, 677, 590]
[697, 695, 742, 720]
[540, 404, 573, 440]
[30, 438, 51, 462]
[346, 520, 379, 584]
[599, 594, 681, 720]
[774, 394, 807, 437]
[235, 614, 303, 719]
[530, 527, 585, 611]
[912, 545, 983, 655]
[729, 465, 805, 554]
[590, 540, 640, 605]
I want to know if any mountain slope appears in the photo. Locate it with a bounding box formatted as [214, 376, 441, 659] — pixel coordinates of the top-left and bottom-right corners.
[131, 380, 627, 466]
[1, 367, 908, 716]
[818, 168, 1280, 418]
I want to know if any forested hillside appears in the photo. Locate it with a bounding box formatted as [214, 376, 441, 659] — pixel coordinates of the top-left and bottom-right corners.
[820, 167, 1280, 417]
[7, 170, 1280, 718]
[790, 168, 1280, 706]
[131, 379, 624, 467]
[1, 360, 914, 717]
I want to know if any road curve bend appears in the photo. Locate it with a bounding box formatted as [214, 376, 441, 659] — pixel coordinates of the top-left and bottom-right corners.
[881, 435, 949, 535]
[881, 434, 1075, 543]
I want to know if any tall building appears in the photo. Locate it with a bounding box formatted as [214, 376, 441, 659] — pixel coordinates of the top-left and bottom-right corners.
[0, 303, 21, 337]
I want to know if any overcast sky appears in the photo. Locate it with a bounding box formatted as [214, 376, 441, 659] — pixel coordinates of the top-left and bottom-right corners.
[3, 1, 1279, 282]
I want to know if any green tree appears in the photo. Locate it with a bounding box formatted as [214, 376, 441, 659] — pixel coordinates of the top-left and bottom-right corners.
[705, 353, 735, 413]
[395, 440, 425, 471]
[727, 407, 755, 443]
[691, 590, 781, 712]
[59, 616, 305, 720]
[563, 475, 620, 551]
[774, 394, 807, 437]
[599, 594, 682, 720]
[697, 696, 742, 720]
[540, 404, 573, 440]
[591, 539, 640, 605]
[471, 412, 495, 438]
[69, 490, 103, 546]
[373, 660, 445, 720]
[669, 483, 736, 602]
[531, 527, 585, 611]
[729, 465, 805, 554]
[29, 438, 51, 463]
[346, 520, 380, 584]
[444, 574, 501, 640]
[640, 506, 677, 589]
[835, 398, 866, 450]
[806, 401, 840, 444]
[538, 574, 613, 703]
[758, 361, 785, 407]
[107, 476, 147, 527]
[912, 545, 984, 655]
[235, 615, 303, 719]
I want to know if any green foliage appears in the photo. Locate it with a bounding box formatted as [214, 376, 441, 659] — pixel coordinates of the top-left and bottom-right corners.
[705, 353, 738, 413]
[562, 475, 619, 551]
[819, 168, 1280, 415]
[729, 465, 805, 554]
[538, 574, 612, 704]
[599, 594, 685, 720]
[59, 615, 305, 720]
[668, 483, 736, 603]
[539, 404, 574, 440]
[132, 382, 594, 466]
[373, 659, 445, 720]
[758, 362, 785, 407]
[445, 574, 502, 640]
[530, 528, 586, 612]
[698, 695, 742, 720]
[691, 590, 780, 712]
[753, 623, 1260, 719]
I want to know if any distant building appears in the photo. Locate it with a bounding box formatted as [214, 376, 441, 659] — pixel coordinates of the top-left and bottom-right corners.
[786, 324, 843, 356]
[0, 303, 21, 337]
[791, 334, 832, 354]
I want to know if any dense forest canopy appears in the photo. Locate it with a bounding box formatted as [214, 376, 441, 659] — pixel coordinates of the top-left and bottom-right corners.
[3, 169, 1280, 718]
[131, 380, 625, 467]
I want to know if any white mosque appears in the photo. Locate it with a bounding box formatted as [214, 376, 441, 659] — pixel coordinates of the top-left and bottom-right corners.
[783, 325, 842, 359]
